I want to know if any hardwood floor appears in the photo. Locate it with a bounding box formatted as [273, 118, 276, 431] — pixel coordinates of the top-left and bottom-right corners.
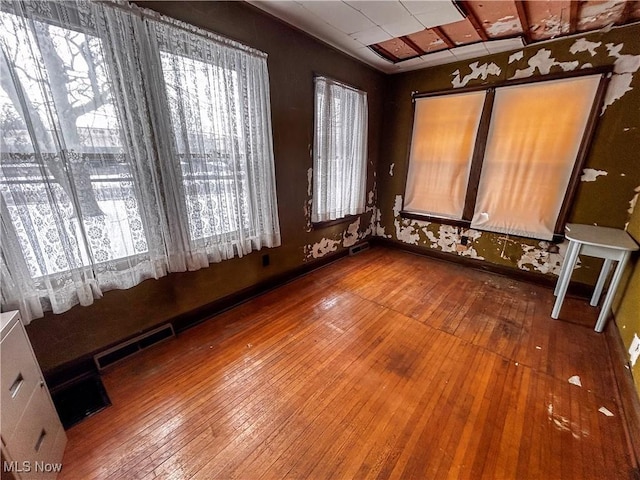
[58, 248, 636, 479]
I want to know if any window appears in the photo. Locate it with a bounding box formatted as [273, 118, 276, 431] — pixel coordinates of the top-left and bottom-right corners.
[403, 72, 608, 240]
[312, 76, 367, 223]
[0, 0, 280, 322]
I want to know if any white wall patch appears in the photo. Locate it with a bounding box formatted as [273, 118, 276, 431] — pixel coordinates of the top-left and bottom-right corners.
[393, 195, 420, 245]
[309, 238, 340, 259]
[389, 163, 395, 176]
[598, 406, 614, 417]
[629, 334, 640, 367]
[509, 51, 524, 64]
[510, 49, 578, 80]
[343, 218, 361, 248]
[581, 168, 608, 182]
[452, 62, 501, 88]
[568, 375, 582, 387]
[628, 186, 640, 215]
[602, 43, 640, 112]
[570, 38, 601, 57]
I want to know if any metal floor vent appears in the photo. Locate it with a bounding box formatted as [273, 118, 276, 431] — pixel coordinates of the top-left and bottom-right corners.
[349, 242, 370, 256]
[93, 323, 175, 370]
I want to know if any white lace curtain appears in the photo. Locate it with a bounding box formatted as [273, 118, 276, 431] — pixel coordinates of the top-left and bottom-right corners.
[312, 76, 367, 223]
[0, 0, 280, 323]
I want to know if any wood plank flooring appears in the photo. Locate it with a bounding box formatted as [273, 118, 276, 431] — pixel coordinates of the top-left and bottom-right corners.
[58, 248, 635, 479]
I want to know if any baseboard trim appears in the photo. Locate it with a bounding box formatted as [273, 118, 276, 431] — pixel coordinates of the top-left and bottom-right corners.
[372, 237, 593, 298]
[42, 247, 351, 390]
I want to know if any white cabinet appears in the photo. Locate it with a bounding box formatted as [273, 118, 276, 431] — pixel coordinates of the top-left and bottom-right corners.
[1, 311, 66, 480]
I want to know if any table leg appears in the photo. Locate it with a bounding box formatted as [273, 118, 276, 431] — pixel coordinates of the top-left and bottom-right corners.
[554, 241, 577, 297]
[591, 258, 612, 306]
[594, 251, 631, 333]
[552, 242, 581, 319]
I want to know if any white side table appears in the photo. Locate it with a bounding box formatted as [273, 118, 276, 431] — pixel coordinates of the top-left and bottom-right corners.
[552, 223, 639, 332]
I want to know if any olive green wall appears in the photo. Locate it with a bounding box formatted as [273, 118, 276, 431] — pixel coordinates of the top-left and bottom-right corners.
[377, 23, 640, 288]
[614, 199, 640, 392]
[25, 1, 386, 372]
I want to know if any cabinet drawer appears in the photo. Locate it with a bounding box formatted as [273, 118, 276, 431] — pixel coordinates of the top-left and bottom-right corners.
[7, 385, 64, 477]
[1, 322, 42, 440]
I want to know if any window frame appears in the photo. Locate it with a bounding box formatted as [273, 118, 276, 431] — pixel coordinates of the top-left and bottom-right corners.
[311, 73, 368, 226]
[400, 67, 612, 241]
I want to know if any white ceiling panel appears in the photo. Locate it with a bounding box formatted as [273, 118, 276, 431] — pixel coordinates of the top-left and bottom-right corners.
[450, 42, 490, 60]
[346, 1, 411, 25]
[350, 26, 393, 45]
[300, 1, 375, 34]
[401, 0, 464, 26]
[381, 16, 425, 37]
[485, 37, 525, 54]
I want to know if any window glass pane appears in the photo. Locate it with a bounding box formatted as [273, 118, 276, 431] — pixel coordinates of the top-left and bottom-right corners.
[470, 75, 601, 240]
[160, 50, 247, 241]
[404, 91, 486, 220]
[0, 11, 147, 277]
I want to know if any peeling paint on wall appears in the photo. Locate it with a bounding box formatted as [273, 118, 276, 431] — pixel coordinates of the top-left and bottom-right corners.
[517, 240, 568, 275]
[508, 51, 523, 64]
[630, 334, 640, 367]
[343, 218, 361, 248]
[581, 168, 608, 182]
[602, 42, 640, 112]
[570, 38, 602, 57]
[393, 195, 420, 244]
[510, 49, 579, 80]
[451, 61, 502, 88]
[307, 237, 341, 259]
[628, 186, 640, 215]
[389, 163, 395, 176]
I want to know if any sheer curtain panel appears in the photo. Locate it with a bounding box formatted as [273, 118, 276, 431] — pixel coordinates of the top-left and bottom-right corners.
[312, 76, 367, 223]
[0, 0, 279, 323]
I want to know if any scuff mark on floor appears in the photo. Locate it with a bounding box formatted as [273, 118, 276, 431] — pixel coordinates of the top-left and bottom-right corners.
[581, 168, 608, 182]
[547, 402, 590, 439]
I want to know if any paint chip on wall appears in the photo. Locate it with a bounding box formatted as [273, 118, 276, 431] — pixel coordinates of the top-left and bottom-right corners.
[389, 163, 395, 176]
[509, 51, 524, 64]
[581, 168, 608, 182]
[570, 38, 602, 57]
[629, 334, 640, 367]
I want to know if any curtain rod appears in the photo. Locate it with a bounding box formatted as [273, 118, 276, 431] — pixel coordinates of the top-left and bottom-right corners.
[96, 0, 268, 59]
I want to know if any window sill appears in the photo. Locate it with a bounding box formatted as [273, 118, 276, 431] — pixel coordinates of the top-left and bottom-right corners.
[312, 215, 360, 230]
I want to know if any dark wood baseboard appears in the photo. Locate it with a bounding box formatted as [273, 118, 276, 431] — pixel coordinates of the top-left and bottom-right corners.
[372, 237, 594, 299]
[605, 319, 640, 478]
[43, 247, 351, 390]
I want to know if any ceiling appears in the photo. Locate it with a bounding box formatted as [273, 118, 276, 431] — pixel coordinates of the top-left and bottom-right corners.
[247, 1, 640, 73]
